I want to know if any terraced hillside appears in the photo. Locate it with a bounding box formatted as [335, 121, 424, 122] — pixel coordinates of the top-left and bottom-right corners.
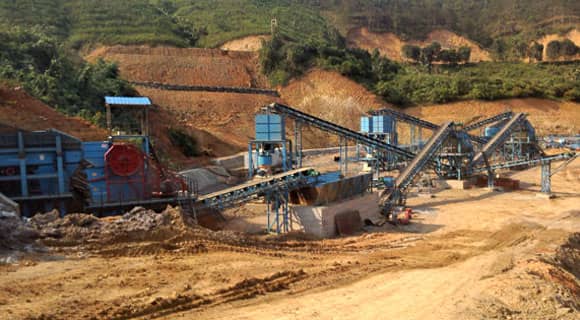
[1, 1, 578, 56]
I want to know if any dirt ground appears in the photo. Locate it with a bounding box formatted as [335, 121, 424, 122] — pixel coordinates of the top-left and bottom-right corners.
[0, 157, 578, 320]
[346, 27, 491, 62]
[536, 29, 580, 61]
[0, 85, 108, 141]
[220, 35, 270, 52]
[406, 98, 580, 136]
[87, 46, 269, 88]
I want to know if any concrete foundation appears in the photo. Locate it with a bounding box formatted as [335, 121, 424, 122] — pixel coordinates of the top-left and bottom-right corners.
[535, 193, 556, 199]
[291, 192, 381, 238]
[437, 177, 476, 190]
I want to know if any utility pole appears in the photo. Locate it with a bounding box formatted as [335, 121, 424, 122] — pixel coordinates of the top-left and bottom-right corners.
[271, 18, 278, 36]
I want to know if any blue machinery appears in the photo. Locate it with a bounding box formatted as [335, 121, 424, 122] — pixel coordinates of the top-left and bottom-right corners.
[0, 129, 81, 215]
[1, 97, 576, 229]
[199, 168, 317, 233]
[258, 103, 576, 222]
[380, 122, 456, 211]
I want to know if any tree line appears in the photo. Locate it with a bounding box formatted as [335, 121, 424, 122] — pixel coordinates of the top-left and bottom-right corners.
[401, 43, 471, 66]
[546, 39, 579, 60]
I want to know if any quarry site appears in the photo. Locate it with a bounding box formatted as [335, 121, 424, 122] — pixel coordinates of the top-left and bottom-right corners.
[1, 2, 580, 319]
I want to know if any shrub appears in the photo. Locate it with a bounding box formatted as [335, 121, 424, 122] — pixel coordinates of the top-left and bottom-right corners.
[402, 44, 421, 61]
[546, 40, 561, 59]
[168, 128, 200, 157]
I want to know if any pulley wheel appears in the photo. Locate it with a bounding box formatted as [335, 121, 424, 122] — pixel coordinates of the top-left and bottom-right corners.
[105, 144, 144, 176]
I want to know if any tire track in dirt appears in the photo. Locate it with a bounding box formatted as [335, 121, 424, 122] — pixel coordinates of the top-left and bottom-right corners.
[89, 271, 308, 320]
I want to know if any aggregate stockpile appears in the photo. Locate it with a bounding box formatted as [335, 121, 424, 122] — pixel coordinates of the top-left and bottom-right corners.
[0, 206, 199, 252]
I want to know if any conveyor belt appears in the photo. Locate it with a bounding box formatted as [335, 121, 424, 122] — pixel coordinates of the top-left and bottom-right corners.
[471, 113, 527, 167]
[269, 103, 416, 160]
[464, 112, 513, 132]
[197, 167, 316, 209]
[370, 108, 438, 130]
[379, 122, 454, 213]
[371, 108, 487, 145]
[395, 122, 455, 191]
[132, 81, 280, 97]
[471, 152, 576, 173]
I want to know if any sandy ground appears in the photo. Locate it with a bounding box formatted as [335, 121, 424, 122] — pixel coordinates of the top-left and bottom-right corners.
[0, 157, 578, 320]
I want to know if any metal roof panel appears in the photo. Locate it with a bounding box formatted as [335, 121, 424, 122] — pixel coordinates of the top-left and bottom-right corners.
[105, 96, 151, 106]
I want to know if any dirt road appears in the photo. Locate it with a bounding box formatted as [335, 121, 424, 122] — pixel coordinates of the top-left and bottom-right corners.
[0, 159, 578, 320]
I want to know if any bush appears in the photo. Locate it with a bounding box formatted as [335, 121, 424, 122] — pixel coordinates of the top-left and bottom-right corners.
[402, 44, 421, 61]
[260, 31, 580, 107]
[168, 128, 200, 157]
[0, 27, 134, 120]
[546, 41, 561, 59]
[528, 42, 544, 61]
[559, 39, 578, 57]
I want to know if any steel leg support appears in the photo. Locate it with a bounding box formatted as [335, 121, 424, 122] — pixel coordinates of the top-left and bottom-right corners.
[541, 161, 551, 194]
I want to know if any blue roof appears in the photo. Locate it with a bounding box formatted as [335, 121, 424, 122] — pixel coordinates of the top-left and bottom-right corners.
[105, 96, 151, 106]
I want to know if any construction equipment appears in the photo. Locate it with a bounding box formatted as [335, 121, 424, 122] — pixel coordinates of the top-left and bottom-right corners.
[463, 111, 514, 132]
[379, 122, 455, 220]
[370, 108, 488, 145]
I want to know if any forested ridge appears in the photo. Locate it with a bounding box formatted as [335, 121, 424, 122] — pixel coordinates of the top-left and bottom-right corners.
[0, 0, 578, 116]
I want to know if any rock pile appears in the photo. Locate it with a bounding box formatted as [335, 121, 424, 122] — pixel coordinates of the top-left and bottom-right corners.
[0, 208, 38, 251]
[0, 206, 194, 250]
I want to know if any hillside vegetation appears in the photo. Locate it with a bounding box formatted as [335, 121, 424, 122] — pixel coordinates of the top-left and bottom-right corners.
[0, 27, 133, 121]
[0, 1, 577, 53]
[0, 0, 579, 119]
[260, 31, 580, 105]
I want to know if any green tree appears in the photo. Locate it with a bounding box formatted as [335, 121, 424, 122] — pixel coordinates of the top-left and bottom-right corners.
[458, 46, 471, 63]
[528, 42, 544, 62]
[438, 49, 460, 65]
[402, 44, 421, 61]
[491, 39, 508, 61]
[559, 39, 578, 57]
[511, 39, 529, 59]
[546, 40, 561, 60]
[420, 42, 441, 70]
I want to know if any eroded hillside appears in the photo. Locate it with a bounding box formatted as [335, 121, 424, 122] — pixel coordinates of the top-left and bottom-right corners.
[347, 27, 491, 62]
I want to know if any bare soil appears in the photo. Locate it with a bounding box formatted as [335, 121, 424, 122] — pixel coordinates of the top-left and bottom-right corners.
[347, 27, 491, 62]
[0, 85, 108, 141]
[406, 98, 580, 136]
[87, 46, 269, 88]
[536, 29, 580, 61]
[0, 159, 578, 320]
[220, 35, 271, 52]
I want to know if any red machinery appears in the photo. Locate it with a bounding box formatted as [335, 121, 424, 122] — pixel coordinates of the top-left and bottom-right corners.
[104, 142, 186, 203]
[106, 144, 144, 177]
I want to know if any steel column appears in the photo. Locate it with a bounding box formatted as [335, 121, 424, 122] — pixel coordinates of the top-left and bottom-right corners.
[55, 135, 65, 194]
[541, 161, 551, 193]
[294, 120, 303, 168]
[248, 142, 254, 178]
[17, 132, 28, 197]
